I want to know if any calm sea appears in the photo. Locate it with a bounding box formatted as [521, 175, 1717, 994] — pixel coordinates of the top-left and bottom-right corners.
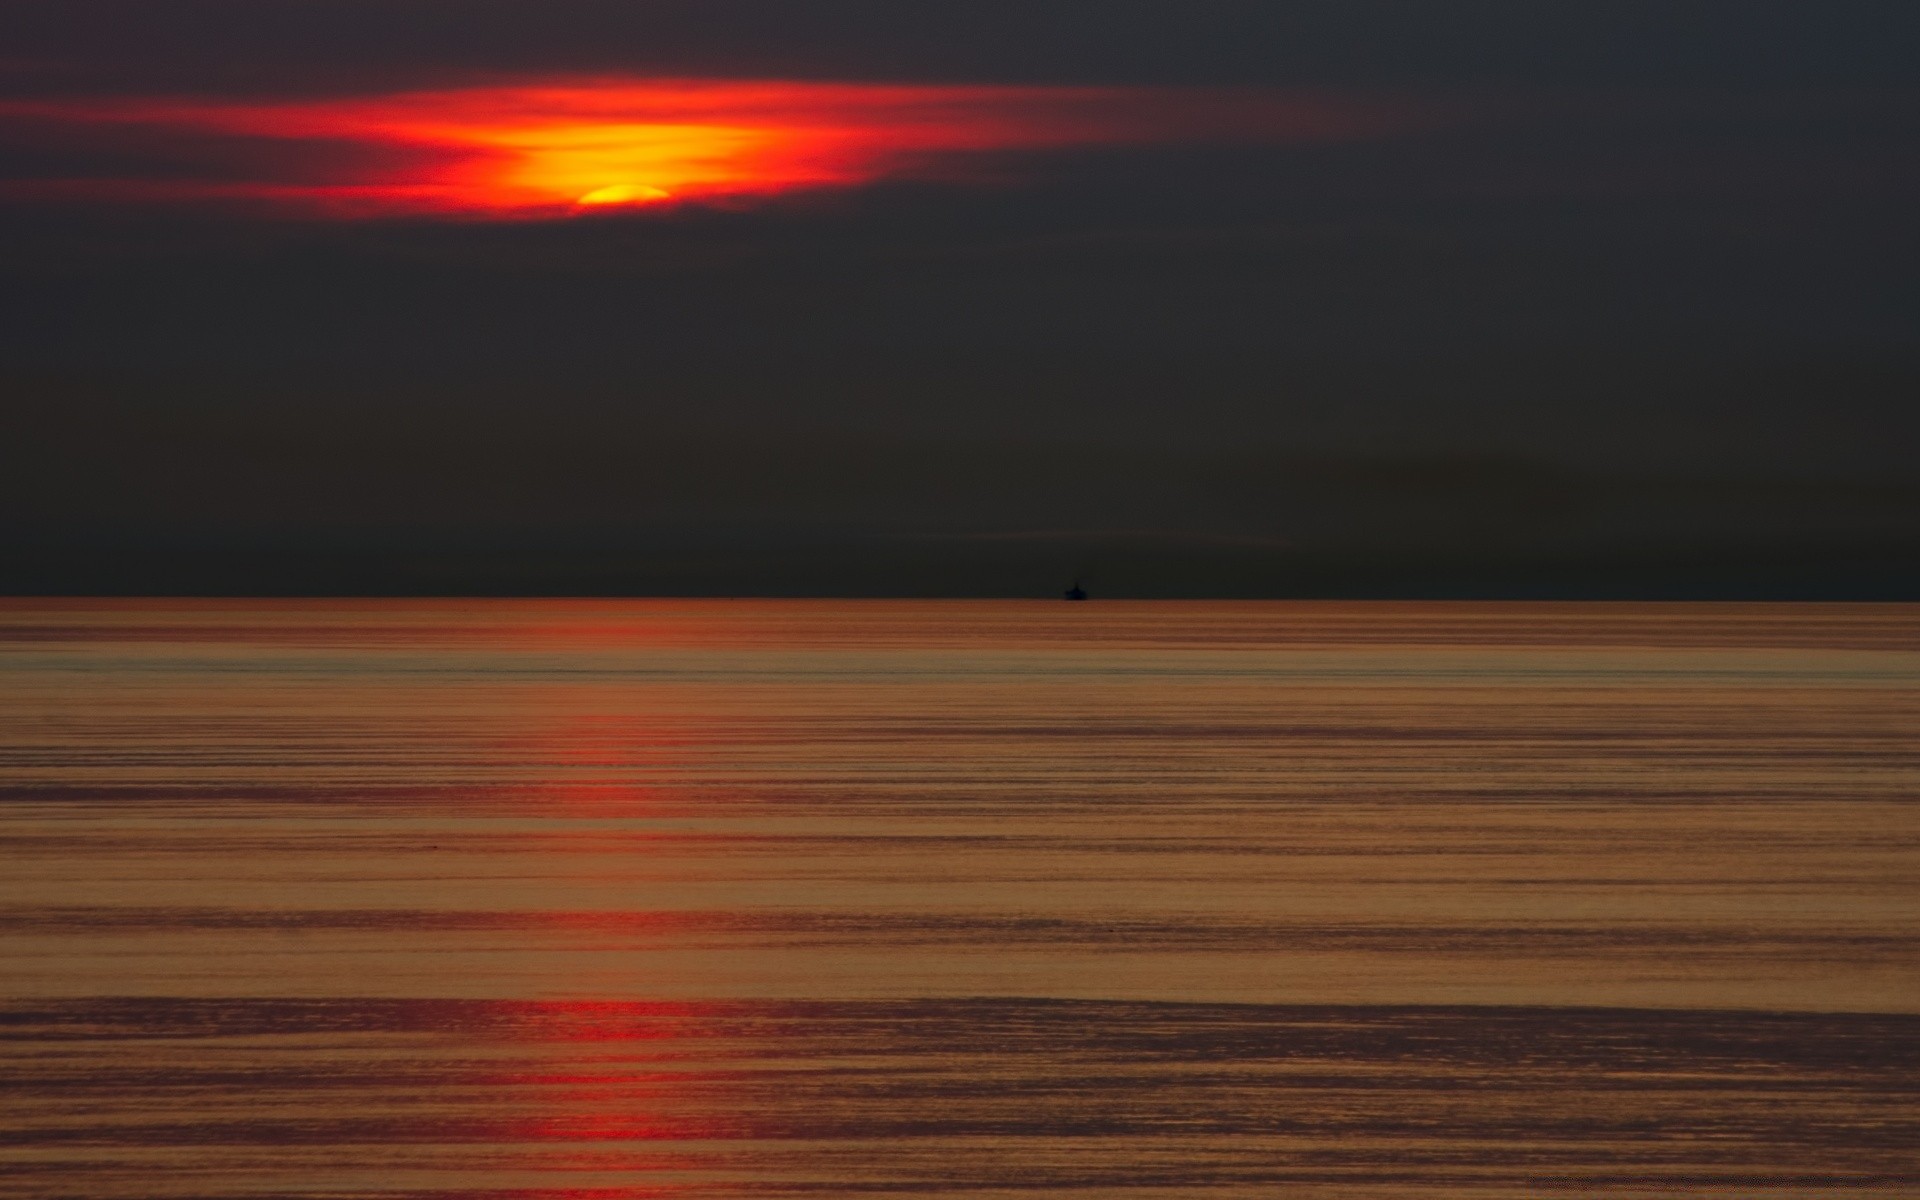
[1, 599, 1915, 1197]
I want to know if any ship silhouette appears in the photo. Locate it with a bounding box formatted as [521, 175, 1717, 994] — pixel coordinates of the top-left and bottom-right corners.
[1064, 581, 1088, 601]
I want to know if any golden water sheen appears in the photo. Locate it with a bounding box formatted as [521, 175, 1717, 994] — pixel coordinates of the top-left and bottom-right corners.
[2, 600, 1915, 1196]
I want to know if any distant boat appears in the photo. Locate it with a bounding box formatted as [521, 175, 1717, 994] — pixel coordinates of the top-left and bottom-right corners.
[1064, 582, 1088, 601]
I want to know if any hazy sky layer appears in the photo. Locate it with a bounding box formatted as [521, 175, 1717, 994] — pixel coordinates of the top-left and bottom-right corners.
[3, 2, 1916, 595]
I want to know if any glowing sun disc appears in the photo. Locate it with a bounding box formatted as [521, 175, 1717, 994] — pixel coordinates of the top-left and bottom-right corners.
[576, 183, 673, 206]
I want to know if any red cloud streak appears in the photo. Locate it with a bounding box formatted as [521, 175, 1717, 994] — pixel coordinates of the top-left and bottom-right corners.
[0, 78, 1429, 218]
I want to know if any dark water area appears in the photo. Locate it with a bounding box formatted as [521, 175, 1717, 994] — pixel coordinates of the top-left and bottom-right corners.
[1, 600, 1915, 1196]
[6, 998, 1916, 1197]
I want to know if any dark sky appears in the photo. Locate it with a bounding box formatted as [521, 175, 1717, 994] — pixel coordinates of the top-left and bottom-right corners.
[3, 1, 1917, 596]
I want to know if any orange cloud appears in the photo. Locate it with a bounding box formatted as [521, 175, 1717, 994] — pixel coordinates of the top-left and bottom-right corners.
[0, 79, 1428, 218]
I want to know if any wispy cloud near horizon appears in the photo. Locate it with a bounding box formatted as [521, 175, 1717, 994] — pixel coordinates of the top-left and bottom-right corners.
[0, 77, 1435, 218]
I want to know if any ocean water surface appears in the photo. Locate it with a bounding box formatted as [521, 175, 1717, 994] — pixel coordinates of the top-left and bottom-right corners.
[1, 599, 1915, 1196]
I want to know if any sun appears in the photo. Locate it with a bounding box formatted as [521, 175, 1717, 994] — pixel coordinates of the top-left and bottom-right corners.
[574, 183, 673, 207]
